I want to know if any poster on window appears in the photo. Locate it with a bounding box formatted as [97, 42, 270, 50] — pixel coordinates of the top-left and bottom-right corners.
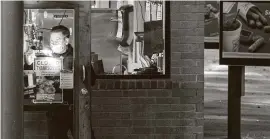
[205, 1, 220, 43]
[220, 2, 270, 65]
[25, 57, 64, 104]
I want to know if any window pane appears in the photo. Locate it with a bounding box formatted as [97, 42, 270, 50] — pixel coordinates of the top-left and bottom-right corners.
[91, 0, 166, 76]
[23, 9, 75, 104]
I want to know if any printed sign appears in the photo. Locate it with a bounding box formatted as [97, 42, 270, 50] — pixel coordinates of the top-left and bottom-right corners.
[221, 2, 270, 64]
[60, 72, 74, 89]
[32, 57, 63, 103]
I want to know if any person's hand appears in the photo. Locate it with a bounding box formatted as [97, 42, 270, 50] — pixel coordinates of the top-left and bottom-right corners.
[246, 7, 268, 28]
[25, 49, 36, 65]
[238, 2, 268, 28]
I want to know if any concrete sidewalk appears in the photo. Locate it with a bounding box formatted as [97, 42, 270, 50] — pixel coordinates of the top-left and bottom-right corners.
[204, 49, 270, 139]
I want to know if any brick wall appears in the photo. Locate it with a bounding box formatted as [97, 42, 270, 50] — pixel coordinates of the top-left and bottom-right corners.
[24, 112, 48, 139]
[23, 1, 204, 139]
[91, 1, 204, 139]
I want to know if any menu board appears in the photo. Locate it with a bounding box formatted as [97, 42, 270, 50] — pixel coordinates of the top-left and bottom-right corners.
[220, 2, 270, 66]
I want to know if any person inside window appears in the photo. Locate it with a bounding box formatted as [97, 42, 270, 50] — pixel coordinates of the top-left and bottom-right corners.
[47, 25, 97, 139]
[46, 25, 74, 139]
[50, 25, 73, 71]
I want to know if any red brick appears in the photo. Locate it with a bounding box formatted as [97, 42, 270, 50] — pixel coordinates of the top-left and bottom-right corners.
[181, 52, 204, 59]
[197, 75, 204, 82]
[121, 80, 129, 89]
[180, 96, 203, 104]
[171, 75, 197, 82]
[171, 67, 181, 74]
[92, 97, 131, 105]
[98, 80, 107, 90]
[196, 103, 204, 112]
[24, 136, 48, 139]
[172, 88, 197, 97]
[98, 120, 132, 127]
[92, 90, 122, 97]
[136, 80, 143, 89]
[94, 127, 131, 135]
[132, 120, 153, 127]
[92, 112, 131, 119]
[182, 82, 204, 89]
[196, 133, 204, 139]
[154, 120, 172, 126]
[130, 98, 156, 104]
[156, 98, 180, 104]
[114, 80, 121, 89]
[177, 5, 206, 13]
[171, 28, 204, 36]
[24, 112, 47, 121]
[131, 112, 155, 119]
[142, 80, 151, 89]
[155, 126, 203, 134]
[123, 90, 147, 97]
[196, 118, 204, 126]
[171, 44, 204, 52]
[131, 127, 154, 134]
[172, 21, 204, 30]
[128, 80, 136, 89]
[171, 119, 196, 126]
[171, 59, 197, 67]
[165, 81, 173, 89]
[157, 80, 165, 89]
[154, 134, 196, 139]
[147, 90, 171, 97]
[130, 104, 151, 112]
[150, 80, 157, 89]
[172, 13, 205, 21]
[155, 112, 181, 119]
[106, 80, 115, 89]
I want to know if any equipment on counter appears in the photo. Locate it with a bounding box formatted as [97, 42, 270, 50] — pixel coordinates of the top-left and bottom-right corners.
[118, 4, 134, 47]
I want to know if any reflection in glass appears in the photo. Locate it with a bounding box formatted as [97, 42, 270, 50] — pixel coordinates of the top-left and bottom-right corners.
[91, 0, 165, 75]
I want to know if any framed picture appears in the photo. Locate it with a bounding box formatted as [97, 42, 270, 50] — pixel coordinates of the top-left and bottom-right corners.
[220, 1, 270, 66]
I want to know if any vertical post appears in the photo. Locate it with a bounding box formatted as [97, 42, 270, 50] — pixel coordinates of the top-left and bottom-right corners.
[132, 1, 145, 63]
[228, 66, 245, 139]
[1, 1, 24, 139]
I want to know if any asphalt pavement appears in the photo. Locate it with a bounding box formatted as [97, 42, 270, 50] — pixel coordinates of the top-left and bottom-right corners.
[204, 49, 270, 139]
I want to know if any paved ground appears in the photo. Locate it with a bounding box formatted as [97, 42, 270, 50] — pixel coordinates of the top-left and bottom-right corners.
[204, 49, 270, 139]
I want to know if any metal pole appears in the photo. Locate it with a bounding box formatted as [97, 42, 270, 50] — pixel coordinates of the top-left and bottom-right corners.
[1, 1, 24, 139]
[228, 66, 245, 139]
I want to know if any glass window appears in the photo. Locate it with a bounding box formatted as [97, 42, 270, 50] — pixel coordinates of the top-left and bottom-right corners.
[91, 0, 169, 77]
[23, 9, 75, 104]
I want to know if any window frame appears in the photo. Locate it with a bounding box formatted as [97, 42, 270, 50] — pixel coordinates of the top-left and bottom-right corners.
[91, 1, 171, 79]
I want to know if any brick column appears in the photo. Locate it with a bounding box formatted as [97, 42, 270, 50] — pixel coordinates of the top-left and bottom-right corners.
[170, 1, 205, 139]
